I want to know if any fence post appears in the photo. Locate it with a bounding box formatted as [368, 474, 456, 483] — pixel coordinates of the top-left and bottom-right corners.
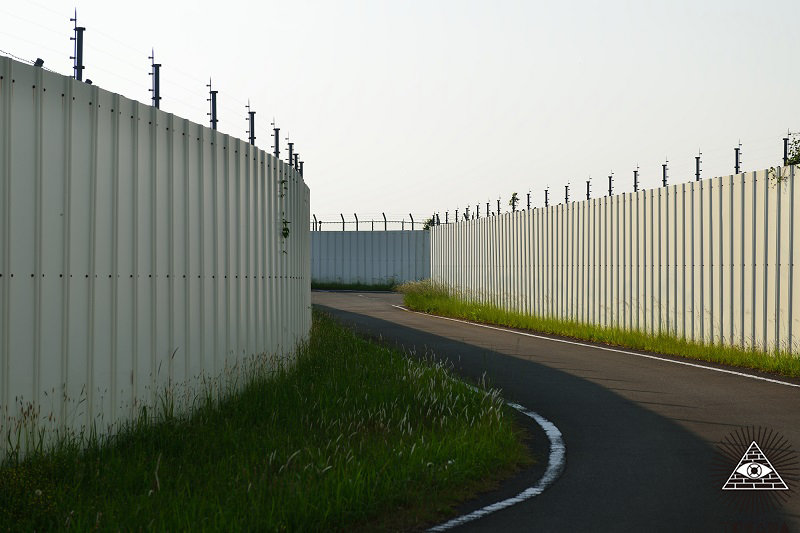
[207, 79, 218, 130]
[149, 50, 161, 108]
[340, 213, 345, 231]
[354, 213, 358, 231]
[382, 212, 387, 231]
[70, 11, 85, 81]
[371, 220, 374, 231]
[409, 213, 414, 230]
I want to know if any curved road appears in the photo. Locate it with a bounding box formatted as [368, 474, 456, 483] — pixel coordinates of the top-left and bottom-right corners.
[313, 291, 800, 532]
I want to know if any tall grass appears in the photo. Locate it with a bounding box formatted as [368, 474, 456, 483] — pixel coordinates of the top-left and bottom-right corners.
[0, 310, 529, 530]
[400, 280, 800, 378]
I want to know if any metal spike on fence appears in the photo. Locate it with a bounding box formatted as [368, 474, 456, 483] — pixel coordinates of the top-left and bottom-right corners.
[544, 188, 549, 208]
[608, 172, 613, 197]
[662, 159, 668, 187]
[476, 204, 480, 218]
[735, 141, 741, 174]
[565, 183, 570, 204]
[149, 50, 161, 108]
[696, 150, 702, 181]
[313, 214, 317, 231]
[246, 101, 255, 146]
[633, 166, 639, 192]
[382, 212, 387, 231]
[354, 213, 358, 231]
[486, 201, 490, 217]
[586, 179, 591, 200]
[271, 120, 280, 159]
[70, 10, 85, 81]
[340, 213, 345, 231]
[409, 214, 414, 230]
[497, 198, 501, 215]
[207, 78, 218, 130]
[784, 134, 789, 166]
[527, 191, 531, 210]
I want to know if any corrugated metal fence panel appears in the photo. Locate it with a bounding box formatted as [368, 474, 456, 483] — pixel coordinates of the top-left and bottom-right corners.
[310, 230, 430, 285]
[430, 165, 799, 353]
[0, 57, 311, 454]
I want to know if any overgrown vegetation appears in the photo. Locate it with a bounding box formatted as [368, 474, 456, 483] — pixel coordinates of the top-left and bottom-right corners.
[400, 280, 800, 378]
[311, 280, 398, 291]
[0, 310, 529, 531]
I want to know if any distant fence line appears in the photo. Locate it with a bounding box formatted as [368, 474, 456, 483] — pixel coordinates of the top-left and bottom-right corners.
[431, 165, 799, 353]
[0, 57, 311, 454]
[311, 231, 430, 286]
[311, 213, 432, 232]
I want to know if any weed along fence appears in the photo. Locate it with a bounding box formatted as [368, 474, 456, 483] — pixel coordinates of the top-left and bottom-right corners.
[311, 231, 430, 286]
[431, 165, 800, 353]
[0, 57, 311, 454]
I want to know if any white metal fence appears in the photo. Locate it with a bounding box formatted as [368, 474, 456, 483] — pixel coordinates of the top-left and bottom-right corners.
[432, 165, 799, 352]
[312, 231, 430, 285]
[0, 57, 311, 452]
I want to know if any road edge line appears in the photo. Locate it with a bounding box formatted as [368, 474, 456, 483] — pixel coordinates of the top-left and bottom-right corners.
[391, 305, 800, 389]
[427, 385, 565, 532]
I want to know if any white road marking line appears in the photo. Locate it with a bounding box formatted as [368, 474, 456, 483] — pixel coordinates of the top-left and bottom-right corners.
[428, 385, 565, 532]
[391, 305, 800, 389]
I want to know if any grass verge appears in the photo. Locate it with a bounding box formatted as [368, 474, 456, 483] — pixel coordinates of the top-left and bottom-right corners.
[1, 309, 530, 531]
[312, 281, 397, 291]
[399, 279, 800, 378]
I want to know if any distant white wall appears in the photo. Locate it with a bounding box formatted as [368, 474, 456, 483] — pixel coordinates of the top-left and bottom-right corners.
[0, 57, 311, 453]
[312, 231, 430, 285]
[431, 165, 800, 353]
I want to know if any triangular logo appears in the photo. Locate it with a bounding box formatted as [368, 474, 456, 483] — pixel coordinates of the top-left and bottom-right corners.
[722, 441, 788, 491]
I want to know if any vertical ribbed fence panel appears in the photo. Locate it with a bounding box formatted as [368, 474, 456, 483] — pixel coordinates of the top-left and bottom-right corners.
[310, 230, 430, 285]
[0, 57, 311, 455]
[430, 165, 799, 354]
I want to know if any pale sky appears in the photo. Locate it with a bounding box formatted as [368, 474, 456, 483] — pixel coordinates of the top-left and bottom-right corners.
[2, 0, 797, 226]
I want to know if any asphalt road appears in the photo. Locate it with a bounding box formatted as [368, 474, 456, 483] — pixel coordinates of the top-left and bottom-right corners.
[312, 291, 800, 532]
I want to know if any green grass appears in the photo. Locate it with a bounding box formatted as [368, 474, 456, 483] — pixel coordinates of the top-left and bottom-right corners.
[312, 280, 398, 291]
[399, 279, 800, 378]
[1, 309, 530, 531]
